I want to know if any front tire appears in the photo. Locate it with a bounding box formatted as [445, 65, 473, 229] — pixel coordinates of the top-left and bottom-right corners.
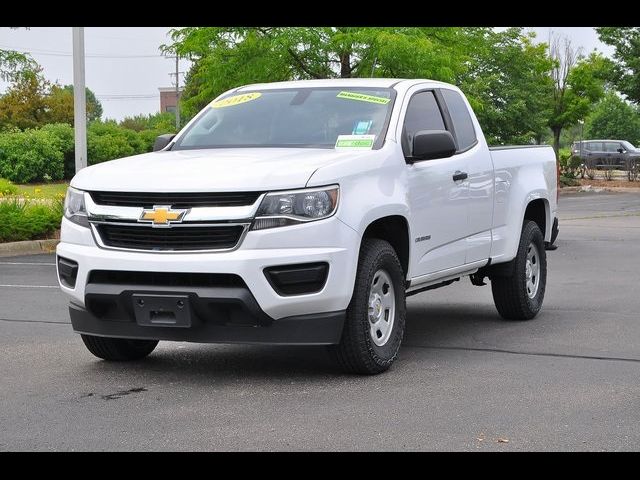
[331, 238, 406, 375]
[490, 220, 547, 320]
[81, 335, 158, 361]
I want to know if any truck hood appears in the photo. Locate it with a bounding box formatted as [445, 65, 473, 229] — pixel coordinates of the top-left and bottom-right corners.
[71, 148, 368, 192]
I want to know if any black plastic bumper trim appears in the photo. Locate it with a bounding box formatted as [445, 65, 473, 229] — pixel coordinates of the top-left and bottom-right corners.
[264, 262, 329, 296]
[69, 303, 345, 346]
[57, 256, 78, 289]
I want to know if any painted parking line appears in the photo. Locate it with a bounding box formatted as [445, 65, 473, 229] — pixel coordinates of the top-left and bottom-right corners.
[0, 284, 59, 289]
[0, 262, 56, 266]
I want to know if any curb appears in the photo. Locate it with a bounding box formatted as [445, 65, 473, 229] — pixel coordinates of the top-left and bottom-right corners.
[0, 239, 59, 257]
[560, 186, 640, 194]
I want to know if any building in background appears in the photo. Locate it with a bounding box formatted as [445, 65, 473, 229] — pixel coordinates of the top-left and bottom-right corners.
[159, 87, 183, 114]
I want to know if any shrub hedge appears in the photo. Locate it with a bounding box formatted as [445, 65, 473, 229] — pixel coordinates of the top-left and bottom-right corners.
[41, 123, 75, 179]
[0, 198, 63, 242]
[0, 119, 176, 183]
[0, 128, 64, 183]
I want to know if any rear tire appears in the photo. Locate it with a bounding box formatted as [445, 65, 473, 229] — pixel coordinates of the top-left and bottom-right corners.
[331, 238, 406, 375]
[81, 335, 158, 361]
[490, 221, 547, 320]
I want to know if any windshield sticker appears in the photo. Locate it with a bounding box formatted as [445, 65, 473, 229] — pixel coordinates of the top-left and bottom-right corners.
[211, 92, 262, 109]
[335, 134, 376, 149]
[336, 91, 391, 105]
[352, 120, 373, 135]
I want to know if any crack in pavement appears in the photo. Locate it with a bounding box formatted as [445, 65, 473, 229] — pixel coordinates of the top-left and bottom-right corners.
[404, 344, 640, 364]
[101, 387, 147, 401]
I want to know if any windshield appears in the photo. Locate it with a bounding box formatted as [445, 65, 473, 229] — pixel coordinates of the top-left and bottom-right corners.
[173, 87, 395, 150]
[622, 140, 637, 150]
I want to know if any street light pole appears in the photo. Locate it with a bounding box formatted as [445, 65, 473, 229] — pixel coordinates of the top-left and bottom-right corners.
[72, 27, 87, 173]
[578, 119, 585, 178]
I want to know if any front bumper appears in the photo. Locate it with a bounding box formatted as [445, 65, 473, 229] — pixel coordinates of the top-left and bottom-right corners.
[57, 214, 360, 342]
[69, 303, 345, 345]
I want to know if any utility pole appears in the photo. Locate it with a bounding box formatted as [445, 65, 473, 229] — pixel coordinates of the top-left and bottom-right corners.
[174, 54, 180, 130]
[72, 27, 87, 172]
[166, 55, 183, 130]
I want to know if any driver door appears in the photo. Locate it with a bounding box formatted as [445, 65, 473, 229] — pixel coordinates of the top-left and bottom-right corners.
[401, 88, 469, 278]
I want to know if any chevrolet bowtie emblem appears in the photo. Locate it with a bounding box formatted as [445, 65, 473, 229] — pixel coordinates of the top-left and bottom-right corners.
[139, 206, 188, 226]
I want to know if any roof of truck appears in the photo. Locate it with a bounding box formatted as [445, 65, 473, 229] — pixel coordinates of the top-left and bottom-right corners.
[236, 78, 452, 90]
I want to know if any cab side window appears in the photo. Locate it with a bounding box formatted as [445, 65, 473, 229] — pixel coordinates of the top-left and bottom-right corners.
[440, 89, 477, 151]
[402, 91, 446, 157]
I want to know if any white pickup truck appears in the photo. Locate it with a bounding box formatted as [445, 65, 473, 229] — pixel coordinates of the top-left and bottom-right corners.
[57, 78, 559, 374]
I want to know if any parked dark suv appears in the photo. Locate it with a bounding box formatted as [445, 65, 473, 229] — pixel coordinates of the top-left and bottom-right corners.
[571, 140, 640, 169]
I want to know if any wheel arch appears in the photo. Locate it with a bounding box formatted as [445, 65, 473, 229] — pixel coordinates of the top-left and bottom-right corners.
[361, 215, 411, 279]
[523, 197, 550, 240]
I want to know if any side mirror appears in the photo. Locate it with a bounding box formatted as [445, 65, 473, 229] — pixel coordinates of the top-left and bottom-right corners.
[153, 134, 177, 152]
[409, 130, 457, 162]
[617, 148, 626, 154]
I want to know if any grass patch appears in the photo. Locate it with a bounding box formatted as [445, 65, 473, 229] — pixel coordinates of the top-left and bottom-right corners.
[14, 182, 68, 199]
[0, 198, 63, 242]
[0, 178, 18, 196]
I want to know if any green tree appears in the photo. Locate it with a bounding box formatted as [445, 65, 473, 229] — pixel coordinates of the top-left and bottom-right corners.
[547, 36, 607, 157]
[596, 27, 640, 104]
[166, 27, 560, 146]
[1, 28, 36, 82]
[0, 69, 103, 129]
[0, 69, 50, 130]
[46, 85, 103, 124]
[165, 27, 479, 119]
[460, 28, 553, 145]
[0, 49, 36, 82]
[584, 93, 640, 145]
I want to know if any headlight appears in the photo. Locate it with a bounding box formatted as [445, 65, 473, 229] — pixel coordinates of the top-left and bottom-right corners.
[63, 186, 89, 227]
[251, 185, 339, 230]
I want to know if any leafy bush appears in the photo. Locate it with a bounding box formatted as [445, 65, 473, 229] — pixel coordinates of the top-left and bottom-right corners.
[559, 175, 580, 187]
[119, 113, 176, 152]
[40, 123, 75, 178]
[0, 198, 63, 242]
[0, 177, 18, 195]
[120, 112, 176, 133]
[0, 128, 64, 183]
[138, 128, 169, 152]
[0, 117, 175, 182]
[87, 121, 147, 165]
[87, 131, 135, 164]
[558, 147, 582, 179]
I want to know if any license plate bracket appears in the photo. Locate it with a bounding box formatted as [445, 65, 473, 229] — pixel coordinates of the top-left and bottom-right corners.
[132, 294, 192, 328]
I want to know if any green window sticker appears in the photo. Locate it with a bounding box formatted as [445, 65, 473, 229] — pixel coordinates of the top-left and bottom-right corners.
[336, 91, 391, 105]
[335, 134, 376, 149]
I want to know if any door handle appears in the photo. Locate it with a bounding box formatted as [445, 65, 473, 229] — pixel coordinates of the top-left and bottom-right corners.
[452, 171, 468, 182]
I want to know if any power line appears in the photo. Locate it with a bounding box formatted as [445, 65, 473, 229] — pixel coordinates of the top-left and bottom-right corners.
[96, 94, 159, 98]
[99, 97, 160, 102]
[0, 44, 166, 58]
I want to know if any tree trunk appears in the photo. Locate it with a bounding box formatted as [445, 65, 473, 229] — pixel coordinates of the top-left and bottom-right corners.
[340, 53, 351, 78]
[552, 127, 562, 160]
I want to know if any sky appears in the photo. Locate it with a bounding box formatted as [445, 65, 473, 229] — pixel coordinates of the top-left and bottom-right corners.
[0, 27, 616, 122]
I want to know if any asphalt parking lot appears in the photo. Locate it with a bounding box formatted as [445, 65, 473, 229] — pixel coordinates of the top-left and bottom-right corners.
[1, 191, 639, 451]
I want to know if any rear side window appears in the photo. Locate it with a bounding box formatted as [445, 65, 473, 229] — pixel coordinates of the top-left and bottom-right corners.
[402, 91, 446, 156]
[605, 142, 621, 152]
[441, 89, 477, 151]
